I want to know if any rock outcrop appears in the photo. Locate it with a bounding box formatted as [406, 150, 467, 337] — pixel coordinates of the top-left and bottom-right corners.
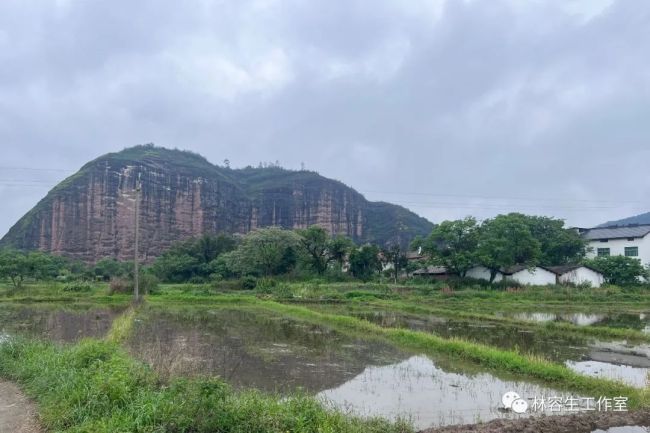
[1, 145, 433, 262]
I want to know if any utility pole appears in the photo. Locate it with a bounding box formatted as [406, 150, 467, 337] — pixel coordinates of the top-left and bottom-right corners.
[134, 173, 141, 302]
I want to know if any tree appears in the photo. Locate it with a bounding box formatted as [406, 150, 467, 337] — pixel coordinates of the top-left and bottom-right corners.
[329, 235, 354, 272]
[585, 256, 648, 286]
[94, 258, 130, 281]
[476, 213, 541, 282]
[297, 226, 332, 275]
[381, 243, 408, 283]
[230, 227, 302, 276]
[0, 250, 61, 288]
[349, 245, 382, 281]
[523, 216, 586, 266]
[419, 217, 479, 277]
[152, 234, 237, 282]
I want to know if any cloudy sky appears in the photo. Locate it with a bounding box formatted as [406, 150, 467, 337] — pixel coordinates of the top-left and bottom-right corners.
[1, 0, 649, 236]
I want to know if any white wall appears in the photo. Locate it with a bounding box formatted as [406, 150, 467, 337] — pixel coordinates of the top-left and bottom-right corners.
[558, 267, 603, 288]
[508, 267, 557, 286]
[586, 235, 650, 266]
[466, 266, 503, 282]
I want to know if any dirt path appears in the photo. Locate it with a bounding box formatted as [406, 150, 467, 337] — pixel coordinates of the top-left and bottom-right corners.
[420, 410, 650, 433]
[0, 381, 42, 433]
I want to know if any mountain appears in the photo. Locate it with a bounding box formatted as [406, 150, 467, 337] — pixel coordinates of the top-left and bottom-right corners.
[0, 145, 434, 262]
[598, 212, 650, 228]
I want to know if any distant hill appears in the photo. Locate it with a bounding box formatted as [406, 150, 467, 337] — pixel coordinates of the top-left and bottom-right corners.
[598, 212, 650, 227]
[0, 145, 434, 262]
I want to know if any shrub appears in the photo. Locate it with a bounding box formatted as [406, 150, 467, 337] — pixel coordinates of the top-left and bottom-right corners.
[108, 278, 131, 295]
[139, 273, 160, 295]
[62, 281, 94, 292]
[240, 276, 257, 290]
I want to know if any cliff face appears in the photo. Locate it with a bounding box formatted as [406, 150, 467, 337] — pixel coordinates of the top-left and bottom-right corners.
[1, 146, 433, 262]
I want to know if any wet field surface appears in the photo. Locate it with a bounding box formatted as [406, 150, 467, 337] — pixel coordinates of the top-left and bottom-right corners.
[310, 306, 650, 388]
[0, 303, 647, 430]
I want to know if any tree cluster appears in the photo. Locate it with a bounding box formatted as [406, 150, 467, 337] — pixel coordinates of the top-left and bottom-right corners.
[414, 213, 587, 282]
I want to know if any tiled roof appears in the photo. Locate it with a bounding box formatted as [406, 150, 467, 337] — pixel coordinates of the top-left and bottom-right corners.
[582, 225, 650, 240]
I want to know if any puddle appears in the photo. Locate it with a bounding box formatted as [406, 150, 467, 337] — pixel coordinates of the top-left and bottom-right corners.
[566, 360, 649, 388]
[319, 355, 571, 429]
[0, 304, 124, 343]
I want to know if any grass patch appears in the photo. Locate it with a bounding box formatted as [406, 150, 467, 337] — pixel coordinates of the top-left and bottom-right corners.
[0, 338, 412, 433]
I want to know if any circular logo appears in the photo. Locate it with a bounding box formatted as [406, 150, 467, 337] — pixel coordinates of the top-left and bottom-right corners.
[511, 398, 529, 414]
[501, 391, 520, 409]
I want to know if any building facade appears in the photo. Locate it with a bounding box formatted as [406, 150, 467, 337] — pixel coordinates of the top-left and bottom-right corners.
[580, 225, 650, 266]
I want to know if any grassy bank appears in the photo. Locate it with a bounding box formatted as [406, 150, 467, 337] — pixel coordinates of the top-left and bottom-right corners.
[0, 338, 411, 433]
[148, 295, 648, 407]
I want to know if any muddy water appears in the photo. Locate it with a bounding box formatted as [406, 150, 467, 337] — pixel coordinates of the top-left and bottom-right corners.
[0, 303, 124, 342]
[127, 306, 574, 430]
[319, 307, 650, 388]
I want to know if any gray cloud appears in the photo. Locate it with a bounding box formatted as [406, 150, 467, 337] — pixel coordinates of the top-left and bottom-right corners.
[1, 0, 649, 237]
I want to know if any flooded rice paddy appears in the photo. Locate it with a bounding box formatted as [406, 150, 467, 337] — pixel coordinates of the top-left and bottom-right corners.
[313, 306, 650, 388]
[0, 303, 647, 429]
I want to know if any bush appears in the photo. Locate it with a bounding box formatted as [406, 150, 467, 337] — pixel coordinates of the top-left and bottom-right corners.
[255, 277, 276, 293]
[240, 276, 257, 290]
[62, 281, 94, 293]
[139, 273, 160, 295]
[108, 278, 131, 295]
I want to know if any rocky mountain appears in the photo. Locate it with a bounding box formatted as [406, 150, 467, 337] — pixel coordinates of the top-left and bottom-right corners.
[0, 145, 434, 262]
[599, 212, 650, 227]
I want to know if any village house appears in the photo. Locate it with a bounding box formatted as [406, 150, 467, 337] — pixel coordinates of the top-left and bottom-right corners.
[465, 264, 604, 287]
[579, 224, 650, 266]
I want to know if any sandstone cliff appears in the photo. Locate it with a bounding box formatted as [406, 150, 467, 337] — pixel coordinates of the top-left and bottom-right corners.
[1, 145, 433, 262]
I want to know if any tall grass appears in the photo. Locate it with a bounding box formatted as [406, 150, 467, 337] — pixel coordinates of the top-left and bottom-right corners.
[0, 338, 412, 433]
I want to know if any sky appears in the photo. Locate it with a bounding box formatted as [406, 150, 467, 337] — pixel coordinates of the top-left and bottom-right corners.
[1, 0, 649, 237]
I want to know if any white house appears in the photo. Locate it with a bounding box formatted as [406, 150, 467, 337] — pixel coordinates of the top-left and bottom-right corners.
[466, 265, 557, 285]
[580, 225, 650, 265]
[467, 264, 604, 287]
[547, 265, 604, 288]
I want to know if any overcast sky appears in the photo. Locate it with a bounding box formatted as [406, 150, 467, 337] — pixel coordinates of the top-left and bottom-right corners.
[1, 0, 649, 237]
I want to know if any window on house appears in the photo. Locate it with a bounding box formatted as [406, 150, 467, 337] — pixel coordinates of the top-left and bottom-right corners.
[597, 248, 610, 257]
[625, 247, 639, 257]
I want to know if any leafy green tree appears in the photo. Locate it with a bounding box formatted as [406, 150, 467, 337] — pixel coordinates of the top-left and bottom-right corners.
[94, 258, 130, 281]
[585, 256, 648, 286]
[523, 216, 586, 266]
[329, 235, 354, 271]
[227, 228, 302, 276]
[0, 250, 62, 288]
[152, 234, 237, 282]
[419, 217, 479, 277]
[476, 213, 541, 282]
[381, 244, 408, 283]
[296, 226, 332, 275]
[349, 245, 382, 281]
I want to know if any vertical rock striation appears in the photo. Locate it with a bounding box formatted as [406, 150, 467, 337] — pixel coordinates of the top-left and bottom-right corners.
[1, 146, 433, 262]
